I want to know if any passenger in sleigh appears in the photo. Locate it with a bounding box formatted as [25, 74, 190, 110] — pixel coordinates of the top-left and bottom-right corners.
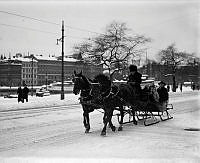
[149, 84, 160, 103]
[140, 83, 165, 112]
[146, 81, 169, 112]
[157, 81, 169, 107]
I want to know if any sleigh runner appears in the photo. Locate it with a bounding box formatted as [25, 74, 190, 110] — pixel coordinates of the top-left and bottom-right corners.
[115, 102, 173, 126]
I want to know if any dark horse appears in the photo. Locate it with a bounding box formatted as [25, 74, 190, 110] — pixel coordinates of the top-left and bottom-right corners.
[72, 70, 117, 135]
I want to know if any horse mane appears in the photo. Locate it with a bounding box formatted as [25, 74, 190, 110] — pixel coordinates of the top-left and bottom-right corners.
[93, 74, 111, 88]
[94, 74, 108, 83]
[81, 74, 91, 86]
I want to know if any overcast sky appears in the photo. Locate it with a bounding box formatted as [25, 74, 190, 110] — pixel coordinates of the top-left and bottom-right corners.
[0, 0, 199, 61]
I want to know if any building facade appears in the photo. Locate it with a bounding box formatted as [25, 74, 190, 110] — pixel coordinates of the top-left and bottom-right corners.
[20, 58, 38, 86]
[0, 60, 22, 86]
[34, 56, 103, 85]
[0, 55, 103, 86]
[139, 61, 200, 85]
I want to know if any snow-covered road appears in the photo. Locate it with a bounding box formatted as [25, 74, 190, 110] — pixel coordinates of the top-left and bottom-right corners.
[0, 91, 199, 163]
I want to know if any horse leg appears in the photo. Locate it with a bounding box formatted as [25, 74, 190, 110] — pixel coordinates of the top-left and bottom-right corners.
[131, 107, 137, 125]
[83, 112, 90, 133]
[101, 108, 115, 136]
[103, 110, 113, 129]
[109, 121, 116, 132]
[104, 107, 116, 132]
[118, 106, 124, 131]
[83, 105, 90, 133]
[101, 113, 108, 136]
[108, 110, 116, 132]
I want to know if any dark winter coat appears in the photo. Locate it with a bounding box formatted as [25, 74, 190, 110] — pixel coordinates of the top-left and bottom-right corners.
[157, 86, 169, 103]
[127, 71, 142, 86]
[17, 87, 24, 102]
[23, 86, 29, 99]
[127, 71, 142, 96]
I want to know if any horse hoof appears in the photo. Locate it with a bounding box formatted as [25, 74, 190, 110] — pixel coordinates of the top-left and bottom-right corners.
[111, 126, 116, 132]
[85, 130, 89, 133]
[118, 126, 123, 131]
[101, 131, 106, 136]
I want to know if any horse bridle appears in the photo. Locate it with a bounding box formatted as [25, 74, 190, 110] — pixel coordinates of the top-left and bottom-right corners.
[73, 75, 91, 96]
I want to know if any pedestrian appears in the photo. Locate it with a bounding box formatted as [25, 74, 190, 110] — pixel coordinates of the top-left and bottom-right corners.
[180, 83, 183, 92]
[17, 86, 24, 103]
[192, 83, 195, 91]
[197, 85, 199, 90]
[167, 84, 170, 92]
[23, 85, 29, 102]
[157, 81, 169, 107]
[127, 64, 142, 97]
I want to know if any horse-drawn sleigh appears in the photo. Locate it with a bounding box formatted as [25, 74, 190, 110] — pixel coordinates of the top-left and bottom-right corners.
[72, 71, 173, 136]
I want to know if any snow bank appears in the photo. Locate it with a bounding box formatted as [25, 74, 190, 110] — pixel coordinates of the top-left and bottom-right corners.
[0, 94, 79, 112]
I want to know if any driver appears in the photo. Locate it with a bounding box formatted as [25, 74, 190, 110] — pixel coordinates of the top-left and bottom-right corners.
[127, 64, 142, 97]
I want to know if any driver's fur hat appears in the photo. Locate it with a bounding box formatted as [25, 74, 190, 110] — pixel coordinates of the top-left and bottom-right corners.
[129, 64, 137, 72]
[158, 81, 166, 86]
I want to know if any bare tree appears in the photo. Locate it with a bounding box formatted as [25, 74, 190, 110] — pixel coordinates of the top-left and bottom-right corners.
[158, 43, 189, 92]
[74, 21, 150, 81]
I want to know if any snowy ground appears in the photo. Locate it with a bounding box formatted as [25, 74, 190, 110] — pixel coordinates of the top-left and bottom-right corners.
[0, 86, 193, 112]
[0, 88, 199, 163]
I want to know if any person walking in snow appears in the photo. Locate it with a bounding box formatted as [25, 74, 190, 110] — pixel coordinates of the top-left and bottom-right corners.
[17, 86, 24, 103]
[23, 85, 29, 102]
[180, 83, 183, 92]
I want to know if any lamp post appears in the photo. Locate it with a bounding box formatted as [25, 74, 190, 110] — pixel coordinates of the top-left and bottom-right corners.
[57, 20, 65, 100]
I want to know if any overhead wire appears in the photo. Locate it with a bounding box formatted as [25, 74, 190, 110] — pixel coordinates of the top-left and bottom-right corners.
[0, 22, 59, 35]
[0, 9, 197, 56]
[0, 22, 92, 40]
[0, 10, 60, 26]
[138, 11, 198, 32]
[0, 9, 197, 40]
[0, 10, 105, 36]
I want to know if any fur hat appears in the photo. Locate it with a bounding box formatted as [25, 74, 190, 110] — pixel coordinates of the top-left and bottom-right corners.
[129, 65, 137, 72]
[158, 81, 166, 86]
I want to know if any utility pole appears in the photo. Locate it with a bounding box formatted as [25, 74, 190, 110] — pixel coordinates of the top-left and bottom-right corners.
[57, 20, 65, 100]
[45, 72, 48, 90]
[61, 20, 65, 100]
[31, 55, 34, 96]
[145, 50, 148, 75]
